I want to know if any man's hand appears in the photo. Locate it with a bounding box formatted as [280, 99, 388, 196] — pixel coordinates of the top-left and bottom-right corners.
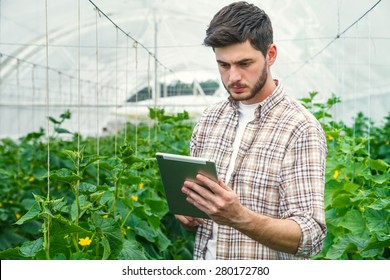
[175, 215, 204, 231]
[181, 173, 245, 227]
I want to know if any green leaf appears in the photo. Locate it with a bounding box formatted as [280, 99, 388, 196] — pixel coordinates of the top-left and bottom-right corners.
[101, 236, 111, 260]
[133, 220, 157, 242]
[50, 168, 82, 183]
[0, 247, 25, 260]
[371, 173, 390, 184]
[14, 202, 41, 225]
[92, 214, 124, 259]
[118, 239, 148, 260]
[70, 252, 91, 260]
[365, 208, 389, 233]
[369, 158, 389, 172]
[339, 209, 367, 236]
[80, 154, 107, 169]
[19, 237, 43, 258]
[48, 116, 61, 124]
[155, 228, 171, 251]
[79, 182, 97, 194]
[144, 198, 168, 214]
[368, 198, 390, 210]
[362, 232, 390, 252]
[60, 110, 71, 120]
[55, 127, 71, 134]
[331, 194, 353, 208]
[343, 182, 360, 192]
[52, 253, 67, 260]
[325, 235, 357, 259]
[51, 214, 91, 236]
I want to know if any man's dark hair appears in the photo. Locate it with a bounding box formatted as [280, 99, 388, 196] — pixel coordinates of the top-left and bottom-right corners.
[203, 1, 273, 57]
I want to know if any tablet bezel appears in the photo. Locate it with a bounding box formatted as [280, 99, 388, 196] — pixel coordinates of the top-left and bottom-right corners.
[156, 152, 218, 219]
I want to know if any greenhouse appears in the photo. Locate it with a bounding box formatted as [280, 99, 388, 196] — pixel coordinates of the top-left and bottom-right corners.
[0, 0, 389, 263]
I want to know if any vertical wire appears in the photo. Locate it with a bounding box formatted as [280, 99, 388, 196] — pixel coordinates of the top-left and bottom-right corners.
[58, 72, 62, 109]
[367, 13, 372, 187]
[95, 8, 100, 186]
[134, 42, 138, 156]
[147, 54, 151, 150]
[77, 0, 81, 176]
[124, 36, 129, 143]
[31, 65, 36, 130]
[351, 25, 359, 184]
[68, 76, 72, 109]
[16, 59, 20, 137]
[115, 27, 118, 157]
[44, 0, 51, 259]
[45, 0, 50, 200]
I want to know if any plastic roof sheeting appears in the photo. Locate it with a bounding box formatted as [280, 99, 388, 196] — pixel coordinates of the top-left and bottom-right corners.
[0, 0, 389, 137]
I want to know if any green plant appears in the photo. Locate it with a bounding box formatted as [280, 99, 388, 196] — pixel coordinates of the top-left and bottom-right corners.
[1, 94, 389, 260]
[300, 92, 390, 260]
[0, 108, 195, 260]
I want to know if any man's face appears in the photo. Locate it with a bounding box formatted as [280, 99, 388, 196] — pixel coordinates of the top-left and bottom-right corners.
[215, 40, 269, 104]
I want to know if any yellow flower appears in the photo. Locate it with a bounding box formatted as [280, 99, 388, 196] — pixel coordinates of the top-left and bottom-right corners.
[78, 237, 92, 247]
[122, 228, 127, 236]
[103, 214, 109, 218]
[131, 195, 138, 202]
[0, 202, 3, 207]
[333, 170, 339, 179]
[328, 135, 333, 141]
[28, 176, 35, 182]
[15, 213, 21, 219]
[139, 183, 144, 190]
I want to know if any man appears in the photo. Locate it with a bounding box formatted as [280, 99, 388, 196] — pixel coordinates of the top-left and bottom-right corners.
[176, 1, 327, 260]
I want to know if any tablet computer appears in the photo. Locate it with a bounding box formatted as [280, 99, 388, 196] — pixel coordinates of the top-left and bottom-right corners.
[156, 152, 218, 219]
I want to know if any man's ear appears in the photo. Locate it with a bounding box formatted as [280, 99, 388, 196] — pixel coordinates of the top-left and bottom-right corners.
[266, 44, 277, 66]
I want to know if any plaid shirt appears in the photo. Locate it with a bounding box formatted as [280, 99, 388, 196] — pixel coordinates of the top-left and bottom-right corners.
[190, 82, 327, 259]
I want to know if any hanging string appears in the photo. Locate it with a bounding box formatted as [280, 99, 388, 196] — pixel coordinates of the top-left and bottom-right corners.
[95, 7, 100, 187]
[31, 64, 36, 129]
[134, 42, 139, 156]
[124, 37, 129, 144]
[58, 72, 62, 107]
[114, 27, 119, 157]
[147, 54, 151, 151]
[350, 23, 360, 184]
[16, 59, 20, 136]
[44, 0, 51, 201]
[77, 0, 81, 175]
[44, 0, 51, 259]
[68, 76, 73, 108]
[367, 12, 372, 188]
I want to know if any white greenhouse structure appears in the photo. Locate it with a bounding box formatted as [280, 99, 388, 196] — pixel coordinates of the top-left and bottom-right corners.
[1, 0, 390, 269]
[1, 0, 389, 138]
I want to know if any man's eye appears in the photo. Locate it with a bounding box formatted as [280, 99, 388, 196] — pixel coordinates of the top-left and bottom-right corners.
[240, 62, 251, 67]
[219, 63, 229, 69]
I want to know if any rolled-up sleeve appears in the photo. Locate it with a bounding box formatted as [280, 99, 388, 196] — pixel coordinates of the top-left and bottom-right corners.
[280, 123, 328, 258]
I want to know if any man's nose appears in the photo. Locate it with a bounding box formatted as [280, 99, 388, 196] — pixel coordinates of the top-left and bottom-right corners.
[228, 66, 242, 83]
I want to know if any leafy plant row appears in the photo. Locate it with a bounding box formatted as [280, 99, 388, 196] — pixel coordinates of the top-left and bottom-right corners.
[0, 93, 389, 259]
[0, 109, 195, 259]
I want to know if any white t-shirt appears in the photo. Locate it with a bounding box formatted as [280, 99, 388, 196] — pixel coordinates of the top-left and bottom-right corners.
[205, 101, 260, 259]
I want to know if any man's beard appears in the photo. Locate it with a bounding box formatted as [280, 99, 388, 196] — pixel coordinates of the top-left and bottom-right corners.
[224, 62, 268, 102]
